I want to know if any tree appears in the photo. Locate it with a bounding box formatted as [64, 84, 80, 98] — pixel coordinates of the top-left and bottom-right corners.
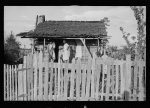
[130, 6, 146, 60]
[120, 6, 146, 60]
[4, 31, 21, 64]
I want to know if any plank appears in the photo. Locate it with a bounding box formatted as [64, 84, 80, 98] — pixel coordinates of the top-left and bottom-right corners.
[64, 63, 68, 100]
[30, 54, 34, 100]
[49, 62, 53, 101]
[18, 64, 23, 101]
[57, 59, 61, 99]
[85, 59, 92, 100]
[81, 63, 86, 100]
[60, 63, 64, 100]
[105, 64, 110, 101]
[9, 65, 12, 101]
[101, 63, 106, 101]
[38, 52, 43, 100]
[26, 55, 30, 100]
[6, 65, 9, 101]
[70, 59, 75, 100]
[95, 62, 100, 100]
[33, 54, 38, 100]
[133, 61, 138, 101]
[4, 65, 6, 101]
[54, 63, 58, 100]
[91, 56, 95, 99]
[11, 65, 14, 100]
[111, 65, 115, 101]
[138, 61, 144, 101]
[120, 62, 125, 97]
[115, 63, 119, 100]
[14, 65, 18, 101]
[126, 55, 132, 100]
[76, 60, 81, 100]
[44, 55, 49, 101]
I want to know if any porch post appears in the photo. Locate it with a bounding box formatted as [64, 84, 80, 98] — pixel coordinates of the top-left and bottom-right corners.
[43, 38, 45, 56]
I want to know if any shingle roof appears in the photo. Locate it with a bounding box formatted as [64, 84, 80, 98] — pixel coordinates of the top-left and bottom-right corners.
[17, 20, 107, 38]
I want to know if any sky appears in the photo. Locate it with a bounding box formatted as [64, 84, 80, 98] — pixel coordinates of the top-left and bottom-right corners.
[4, 6, 145, 49]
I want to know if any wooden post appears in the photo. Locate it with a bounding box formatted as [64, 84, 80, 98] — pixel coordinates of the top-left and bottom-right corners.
[38, 51, 43, 100]
[18, 64, 23, 101]
[81, 62, 86, 100]
[91, 52, 96, 100]
[9, 65, 12, 101]
[14, 65, 17, 101]
[85, 59, 92, 100]
[44, 56, 49, 100]
[139, 60, 144, 101]
[106, 64, 110, 101]
[23, 56, 27, 101]
[115, 61, 119, 100]
[95, 59, 100, 100]
[43, 38, 45, 57]
[64, 62, 68, 100]
[4, 64, 6, 101]
[7, 65, 9, 101]
[11, 65, 14, 100]
[33, 54, 38, 100]
[49, 62, 53, 101]
[125, 55, 131, 100]
[57, 57, 61, 99]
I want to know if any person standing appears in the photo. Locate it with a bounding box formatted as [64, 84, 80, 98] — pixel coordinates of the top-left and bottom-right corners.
[48, 41, 55, 62]
[62, 40, 70, 63]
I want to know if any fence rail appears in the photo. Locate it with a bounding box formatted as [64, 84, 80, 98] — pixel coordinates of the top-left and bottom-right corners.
[4, 52, 146, 101]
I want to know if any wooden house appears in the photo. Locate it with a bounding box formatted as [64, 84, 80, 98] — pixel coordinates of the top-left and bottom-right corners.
[17, 15, 110, 63]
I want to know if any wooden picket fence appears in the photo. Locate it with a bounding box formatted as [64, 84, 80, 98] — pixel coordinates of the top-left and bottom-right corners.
[4, 52, 146, 101]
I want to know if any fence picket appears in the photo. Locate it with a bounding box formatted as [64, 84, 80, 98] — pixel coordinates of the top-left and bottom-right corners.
[4, 64, 6, 101]
[49, 62, 53, 100]
[95, 62, 100, 100]
[81, 63, 86, 100]
[105, 64, 111, 101]
[33, 54, 38, 100]
[44, 56, 49, 100]
[85, 59, 92, 100]
[18, 64, 23, 100]
[38, 52, 43, 101]
[14, 65, 18, 101]
[12, 65, 14, 100]
[115, 62, 119, 100]
[91, 56, 95, 100]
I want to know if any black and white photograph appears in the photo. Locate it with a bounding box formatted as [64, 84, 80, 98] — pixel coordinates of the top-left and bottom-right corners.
[4, 6, 146, 102]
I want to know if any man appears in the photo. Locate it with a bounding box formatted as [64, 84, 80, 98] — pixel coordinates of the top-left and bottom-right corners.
[62, 40, 70, 63]
[48, 41, 55, 62]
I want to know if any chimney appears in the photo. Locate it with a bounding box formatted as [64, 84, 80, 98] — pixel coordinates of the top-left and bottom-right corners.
[36, 15, 45, 27]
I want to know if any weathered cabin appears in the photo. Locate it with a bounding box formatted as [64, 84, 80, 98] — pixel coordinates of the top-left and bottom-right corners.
[17, 15, 110, 63]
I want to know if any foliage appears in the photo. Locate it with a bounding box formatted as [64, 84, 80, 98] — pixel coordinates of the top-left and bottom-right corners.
[130, 6, 146, 60]
[4, 32, 21, 64]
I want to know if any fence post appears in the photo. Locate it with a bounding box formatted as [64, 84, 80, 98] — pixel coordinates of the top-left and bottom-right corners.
[18, 64, 23, 101]
[124, 55, 131, 101]
[7, 65, 10, 101]
[4, 64, 6, 101]
[23, 56, 27, 100]
[14, 65, 17, 101]
[38, 51, 43, 100]
[91, 52, 96, 100]
[70, 59, 75, 100]
[9, 65, 12, 101]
